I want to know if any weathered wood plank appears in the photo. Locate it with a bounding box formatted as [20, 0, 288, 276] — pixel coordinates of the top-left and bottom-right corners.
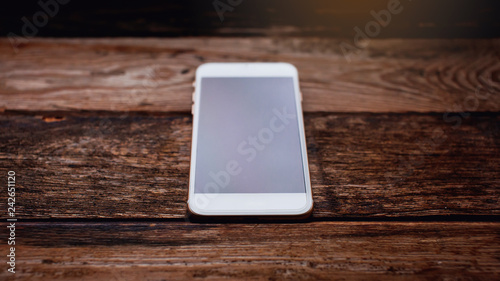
[0, 38, 499, 113]
[0, 222, 498, 280]
[1, 113, 498, 219]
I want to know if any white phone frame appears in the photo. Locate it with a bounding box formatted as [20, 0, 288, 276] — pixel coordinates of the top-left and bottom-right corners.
[188, 62, 313, 216]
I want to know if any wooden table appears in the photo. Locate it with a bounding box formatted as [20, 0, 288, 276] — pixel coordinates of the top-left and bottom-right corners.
[0, 37, 499, 280]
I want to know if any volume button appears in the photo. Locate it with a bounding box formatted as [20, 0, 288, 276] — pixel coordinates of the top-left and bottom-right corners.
[192, 80, 196, 115]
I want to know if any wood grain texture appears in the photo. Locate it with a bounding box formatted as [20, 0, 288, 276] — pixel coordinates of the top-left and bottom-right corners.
[0, 221, 498, 280]
[1, 112, 498, 219]
[1, 35, 498, 280]
[0, 38, 499, 113]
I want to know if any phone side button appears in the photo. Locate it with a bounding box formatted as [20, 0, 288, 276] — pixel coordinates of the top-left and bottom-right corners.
[191, 103, 195, 115]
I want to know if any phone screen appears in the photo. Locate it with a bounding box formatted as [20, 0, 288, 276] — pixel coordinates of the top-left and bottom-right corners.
[194, 77, 306, 193]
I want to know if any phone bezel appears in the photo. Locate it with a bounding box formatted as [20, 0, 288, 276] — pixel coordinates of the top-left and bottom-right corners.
[188, 63, 313, 216]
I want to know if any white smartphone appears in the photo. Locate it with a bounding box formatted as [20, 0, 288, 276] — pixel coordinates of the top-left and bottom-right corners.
[188, 63, 313, 217]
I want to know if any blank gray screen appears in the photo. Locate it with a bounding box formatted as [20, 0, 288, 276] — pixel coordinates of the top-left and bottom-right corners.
[194, 77, 306, 193]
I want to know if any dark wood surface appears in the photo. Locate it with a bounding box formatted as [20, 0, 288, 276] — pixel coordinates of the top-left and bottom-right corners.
[0, 113, 499, 219]
[1, 222, 499, 280]
[0, 37, 499, 280]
